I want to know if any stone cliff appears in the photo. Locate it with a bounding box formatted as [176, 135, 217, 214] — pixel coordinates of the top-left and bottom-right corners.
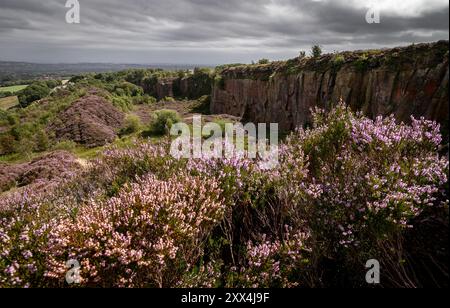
[143, 69, 212, 100]
[211, 41, 449, 132]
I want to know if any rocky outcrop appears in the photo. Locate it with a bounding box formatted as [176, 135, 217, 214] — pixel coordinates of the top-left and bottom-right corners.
[48, 94, 125, 147]
[143, 69, 213, 100]
[212, 41, 449, 131]
[175, 72, 213, 100]
[155, 78, 176, 99]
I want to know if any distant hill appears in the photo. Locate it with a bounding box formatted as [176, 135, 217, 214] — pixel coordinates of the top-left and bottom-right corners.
[0, 61, 211, 84]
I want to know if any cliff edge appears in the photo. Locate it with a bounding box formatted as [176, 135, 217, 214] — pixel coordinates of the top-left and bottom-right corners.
[212, 41, 449, 132]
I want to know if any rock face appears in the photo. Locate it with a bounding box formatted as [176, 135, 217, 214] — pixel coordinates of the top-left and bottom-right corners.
[142, 70, 213, 100]
[155, 78, 176, 99]
[175, 73, 213, 100]
[48, 94, 125, 147]
[212, 41, 449, 131]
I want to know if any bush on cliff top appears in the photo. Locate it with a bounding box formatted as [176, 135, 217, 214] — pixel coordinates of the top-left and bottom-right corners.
[311, 45, 323, 58]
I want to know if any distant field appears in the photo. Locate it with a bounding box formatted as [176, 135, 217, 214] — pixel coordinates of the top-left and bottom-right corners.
[0, 96, 19, 110]
[0, 85, 28, 93]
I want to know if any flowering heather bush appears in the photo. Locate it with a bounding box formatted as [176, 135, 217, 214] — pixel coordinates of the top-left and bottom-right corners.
[185, 149, 266, 205]
[89, 141, 174, 194]
[0, 186, 81, 287]
[227, 230, 311, 288]
[0, 194, 50, 287]
[0, 103, 447, 288]
[273, 104, 448, 283]
[46, 173, 225, 287]
[184, 147, 284, 258]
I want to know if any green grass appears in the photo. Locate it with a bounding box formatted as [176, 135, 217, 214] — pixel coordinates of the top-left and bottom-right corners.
[0, 152, 38, 164]
[71, 146, 104, 160]
[0, 85, 28, 93]
[0, 145, 103, 164]
[0, 96, 19, 110]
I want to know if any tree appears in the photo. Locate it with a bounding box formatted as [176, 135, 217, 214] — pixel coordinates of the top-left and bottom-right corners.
[298, 51, 306, 59]
[0, 91, 13, 99]
[311, 45, 323, 58]
[45, 80, 62, 89]
[258, 58, 270, 65]
[18, 82, 51, 108]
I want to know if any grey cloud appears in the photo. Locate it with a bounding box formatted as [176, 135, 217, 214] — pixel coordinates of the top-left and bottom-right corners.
[0, 0, 448, 64]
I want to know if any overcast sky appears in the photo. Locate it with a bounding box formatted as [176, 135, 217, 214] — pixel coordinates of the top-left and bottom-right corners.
[0, 0, 448, 64]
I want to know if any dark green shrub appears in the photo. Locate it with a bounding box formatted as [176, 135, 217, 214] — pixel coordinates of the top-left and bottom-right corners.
[45, 80, 62, 89]
[161, 96, 176, 103]
[18, 82, 51, 107]
[332, 54, 346, 70]
[0, 92, 13, 99]
[190, 95, 211, 114]
[354, 53, 370, 72]
[113, 82, 144, 97]
[132, 95, 157, 105]
[0, 133, 16, 155]
[214, 75, 225, 90]
[34, 129, 50, 152]
[144, 110, 181, 136]
[120, 115, 142, 136]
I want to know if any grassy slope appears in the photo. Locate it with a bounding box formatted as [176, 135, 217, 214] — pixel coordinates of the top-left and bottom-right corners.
[0, 85, 28, 93]
[0, 84, 27, 110]
[0, 96, 19, 110]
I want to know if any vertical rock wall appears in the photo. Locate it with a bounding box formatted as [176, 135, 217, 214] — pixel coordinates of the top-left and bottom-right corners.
[211, 41, 449, 131]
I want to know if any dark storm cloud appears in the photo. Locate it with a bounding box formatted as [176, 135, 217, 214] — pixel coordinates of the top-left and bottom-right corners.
[0, 0, 448, 63]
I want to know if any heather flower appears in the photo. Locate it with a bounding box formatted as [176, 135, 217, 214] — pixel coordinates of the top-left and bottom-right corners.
[45, 173, 225, 288]
[227, 231, 311, 288]
[276, 103, 449, 254]
[0, 103, 447, 288]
